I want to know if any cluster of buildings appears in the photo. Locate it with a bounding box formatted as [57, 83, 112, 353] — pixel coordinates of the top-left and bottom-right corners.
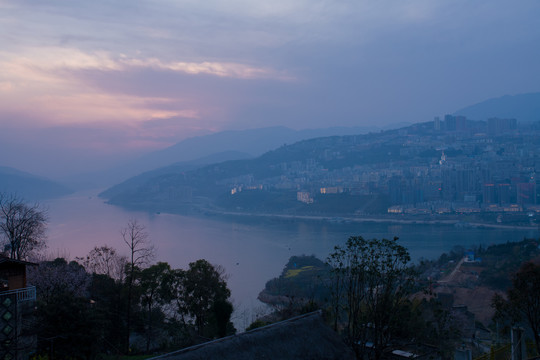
[228, 116, 540, 218]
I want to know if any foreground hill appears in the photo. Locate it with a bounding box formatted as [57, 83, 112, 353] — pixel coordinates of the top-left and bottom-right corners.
[0, 166, 72, 200]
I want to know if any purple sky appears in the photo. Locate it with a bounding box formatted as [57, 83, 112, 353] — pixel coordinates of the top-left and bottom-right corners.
[1, 0, 539, 177]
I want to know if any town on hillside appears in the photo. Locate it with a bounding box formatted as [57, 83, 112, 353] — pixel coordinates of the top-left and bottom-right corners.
[104, 116, 540, 228]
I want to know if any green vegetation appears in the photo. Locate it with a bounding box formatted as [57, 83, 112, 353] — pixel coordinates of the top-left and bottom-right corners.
[258, 238, 465, 359]
[326, 236, 417, 360]
[28, 255, 235, 358]
[285, 265, 314, 278]
[245, 319, 272, 331]
[475, 239, 540, 290]
[493, 262, 540, 355]
[262, 255, 330, 305]
[18, 219, 236, 359]
[256, 237, 540, 360]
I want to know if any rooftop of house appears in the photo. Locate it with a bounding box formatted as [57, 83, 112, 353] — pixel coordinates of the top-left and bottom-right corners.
[150, 310, 355, 360]
[0, 257, 37, 267]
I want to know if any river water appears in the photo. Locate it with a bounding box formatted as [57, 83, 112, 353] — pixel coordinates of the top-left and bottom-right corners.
[42, 190, 538, 328]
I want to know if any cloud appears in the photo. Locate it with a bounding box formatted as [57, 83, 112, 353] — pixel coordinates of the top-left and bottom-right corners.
[0, 45, 294, 130]
[0, 82, 12, 92]
[0, 0, 539, 178]
[123, 58, 292, 80]
[1, 47, 287, 79]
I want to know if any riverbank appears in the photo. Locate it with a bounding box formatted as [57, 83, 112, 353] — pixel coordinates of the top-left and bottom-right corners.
[200, 209, 540, 231]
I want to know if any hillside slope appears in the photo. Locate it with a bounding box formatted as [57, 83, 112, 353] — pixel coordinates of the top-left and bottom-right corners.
[454, 92, 540, 122]
[0, 166, 72, 200]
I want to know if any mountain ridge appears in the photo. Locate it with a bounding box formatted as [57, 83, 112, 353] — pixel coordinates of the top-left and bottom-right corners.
[68, 125, 377, 190]
[453, 92, 540, 122]
[0, 166, 72, 201]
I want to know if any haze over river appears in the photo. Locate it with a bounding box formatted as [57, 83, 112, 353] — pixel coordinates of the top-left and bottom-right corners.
[44, 191, 539, 327]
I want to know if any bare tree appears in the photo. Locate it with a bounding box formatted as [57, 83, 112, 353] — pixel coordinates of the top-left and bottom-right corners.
[0, 193, 47, 260]
[122, 219, 154, 272]
[78, 245, 128, 281]
[121, 219, 154, 353]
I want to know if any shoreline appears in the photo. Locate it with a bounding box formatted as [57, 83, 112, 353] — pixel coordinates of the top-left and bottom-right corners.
[201, 209, 539, 230]
[99, 193, 540, 231]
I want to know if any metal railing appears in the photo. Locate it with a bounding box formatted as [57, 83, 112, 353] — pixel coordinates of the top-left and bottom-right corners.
[0, 286, 36, 303]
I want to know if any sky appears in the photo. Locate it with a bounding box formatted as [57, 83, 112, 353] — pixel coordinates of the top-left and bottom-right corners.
[1, 0, 539, 178]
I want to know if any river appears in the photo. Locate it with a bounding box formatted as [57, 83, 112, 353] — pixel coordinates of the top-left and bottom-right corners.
[42, 190, 538, 328]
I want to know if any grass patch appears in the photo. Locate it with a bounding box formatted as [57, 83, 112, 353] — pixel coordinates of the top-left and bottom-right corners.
[285, 265, 314, 278]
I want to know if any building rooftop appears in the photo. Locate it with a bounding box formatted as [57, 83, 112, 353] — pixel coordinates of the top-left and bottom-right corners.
[150, 310, 355, 360]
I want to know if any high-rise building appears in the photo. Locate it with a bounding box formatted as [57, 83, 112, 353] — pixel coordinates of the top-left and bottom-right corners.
[487, 118, 517, 136]
[482, 183, 496, 204]
[443, 115, 468, 132]
[455, 116, 467, 131]
[444, 115, 456, 131]
[517, 182, 536, 205]
[434, 116, 441, 131]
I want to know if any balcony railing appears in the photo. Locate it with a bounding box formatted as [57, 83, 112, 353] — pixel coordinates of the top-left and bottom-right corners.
[0, 286, 36, 303]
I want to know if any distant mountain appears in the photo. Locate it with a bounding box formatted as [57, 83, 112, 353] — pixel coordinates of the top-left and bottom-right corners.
[454, 92, 540, 122]
[75, 126, 376, 189]
[100, 151, 252, 200]
[143, 126, 375, 167]
[0, 166, 72, 200]
[125, 126, 375, 174]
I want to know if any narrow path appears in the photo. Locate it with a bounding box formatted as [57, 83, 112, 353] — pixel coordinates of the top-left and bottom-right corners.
[438, 256, 465, 284]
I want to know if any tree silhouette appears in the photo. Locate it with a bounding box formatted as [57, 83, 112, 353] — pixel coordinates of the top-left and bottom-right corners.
[121, 219, 154, 353]
[182, 259, 233, 337]
[493, 261, 540, 355]
[0, 193, 47, 260]
[327, 236, 416, 360]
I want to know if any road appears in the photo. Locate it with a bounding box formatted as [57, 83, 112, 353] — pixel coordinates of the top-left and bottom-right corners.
[438, 256, 465, 284]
